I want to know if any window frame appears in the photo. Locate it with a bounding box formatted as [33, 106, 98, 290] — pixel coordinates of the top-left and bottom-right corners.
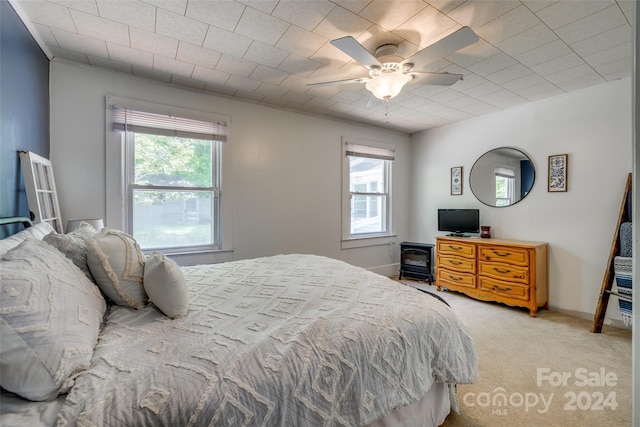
[123, 131, 222, 252]
[105, 96, 232, 258]
[341, 137, 395, 248]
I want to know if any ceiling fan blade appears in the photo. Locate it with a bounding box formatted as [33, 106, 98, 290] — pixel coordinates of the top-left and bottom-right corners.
[404, 26, 479, 67]
[307, 77, 370, 88]
[410, 72, 464, 86]
[330, 36, 381, 69]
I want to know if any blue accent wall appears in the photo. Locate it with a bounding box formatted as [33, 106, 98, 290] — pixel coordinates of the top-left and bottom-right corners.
[1, 1, 50, 237]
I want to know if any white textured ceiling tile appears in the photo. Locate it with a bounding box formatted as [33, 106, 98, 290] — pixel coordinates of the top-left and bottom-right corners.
[584, 42, 631, 67]
[216, 54, 258, 77]
[484, 95, 526, 110]
[467, 52, 519, 77]
[515, 39, 572, 67]
[254, 82, 290, 98]
[276, 26, 326, 57]
[249, 65, 289, 85]
[49, 47, 90, 64]
[515, 82, 564, 101]
[192, 65, 230, 84]
[616, 0, 634, 23]
[461, 81, 503, 97]
[555, 73, 606, 92]
[17, 0, 76, 31]
[424, 0, 466, 15]
[243, 42, 290, 68]
[409, 84, 450, 98]
[32, 23, 59, 47]
[70, 10, 130, 46]
[50, 28, 109, 57]
[203, 26, 252, 57]
[236, 0, 278, 14]
[595, 56, 632, 80]
[476, 5, 541, 45]
[272, 1, 335, 31]
[156, 8, 209, 45]
[280, 74, 315, 91]
[278, 53, 322, 76]
[235, 7, 289, 45]
[555, 5, 628, 45]
[486, 63, 533, 84]
[502, 74, 549, 91]
[142, 0, 187, 15]
[177, 42, 221, 69]
[107, 42, 154, 68]
[130, 27, 179, 57]
[446, 0, 520, 27]
[393, 6, 457, 47]
[495, 24, 558, 57]
[280, 91, 315, 104]
[186, 0, 245, 32]
[170, 74, 207, 90]
[314, 6, 372, 40]
[476, 88, 518, 104]
[96, 0, 156, 32]
[359, 0, 427, 30]
[153, 54, 195, 77]
[88, 55, 133, 73]
[234, 89, 266, 102]
[450, 73, 489, 91]
[305, 84, 342, 98]
[530, 53, 584, 76]
[519, 0, 557, 13]
[447, 40, 502, 68]
[49, 0, 99, 15]
[571, 25, 631, 57]
[225, 75, 261, 92]
[544, 63, 600, 84]
[535, 0, 614, 30]
[330, 89, 366, 104]
[204, 83, 238, 96]
[132, 65, 172, 82]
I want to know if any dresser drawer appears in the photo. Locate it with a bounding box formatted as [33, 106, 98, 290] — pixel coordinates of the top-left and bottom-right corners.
[479, 261, 529, 283]
[479, 277, 529, 301]
[438, 255, 476, 273]
[437, 268, 476, 290]
[479, 245, 529, 266]
[437, 240, 476, 258]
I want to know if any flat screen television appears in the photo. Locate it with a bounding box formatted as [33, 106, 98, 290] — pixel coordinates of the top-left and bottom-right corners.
[438, 209, 480, 236]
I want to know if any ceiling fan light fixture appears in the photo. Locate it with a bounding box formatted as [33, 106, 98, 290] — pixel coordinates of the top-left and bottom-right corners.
[365, 70, 412, 100]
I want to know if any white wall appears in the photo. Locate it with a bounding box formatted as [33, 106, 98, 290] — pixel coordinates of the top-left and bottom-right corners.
[49, 60, 411, 273]
[410, 78, 633, 325]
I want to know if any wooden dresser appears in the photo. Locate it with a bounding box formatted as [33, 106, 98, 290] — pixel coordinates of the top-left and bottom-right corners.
[435, 236, 548, 317]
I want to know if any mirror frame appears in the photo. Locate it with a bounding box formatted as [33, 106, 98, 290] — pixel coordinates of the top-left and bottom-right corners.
[469, 147, 535, 208]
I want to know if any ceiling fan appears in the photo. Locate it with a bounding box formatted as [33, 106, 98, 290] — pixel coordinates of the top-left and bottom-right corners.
[308, 27, 479, 102]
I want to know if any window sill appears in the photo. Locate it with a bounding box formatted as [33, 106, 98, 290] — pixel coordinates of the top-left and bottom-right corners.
[341, 234, 397, 249]
[145, 248, 235, 266]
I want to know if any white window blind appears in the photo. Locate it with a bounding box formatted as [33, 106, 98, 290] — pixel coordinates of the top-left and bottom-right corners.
[112, 107, 227, 142]
[345, 143, 395, 161]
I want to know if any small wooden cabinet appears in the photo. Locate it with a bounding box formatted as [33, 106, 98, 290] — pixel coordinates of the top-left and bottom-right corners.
[435, 236, 548, 317]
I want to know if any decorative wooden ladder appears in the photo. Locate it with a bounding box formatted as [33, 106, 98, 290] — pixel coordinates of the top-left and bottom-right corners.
[592, 173, 632, 333]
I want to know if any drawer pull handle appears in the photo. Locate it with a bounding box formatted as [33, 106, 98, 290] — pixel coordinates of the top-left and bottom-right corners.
[492, 250, 511, 257]
[448, 275, 463, 282]
[449, 260, 462, 265]
[492, 285, 512, 292]
[493, 267, 511, 274]
[448, 245, 463, 251]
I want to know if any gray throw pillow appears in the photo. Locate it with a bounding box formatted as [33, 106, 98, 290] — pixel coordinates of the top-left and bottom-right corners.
[43, 222, 98, 280]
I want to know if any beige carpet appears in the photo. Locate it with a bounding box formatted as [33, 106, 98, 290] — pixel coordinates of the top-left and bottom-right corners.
[397, 280, 632, 427]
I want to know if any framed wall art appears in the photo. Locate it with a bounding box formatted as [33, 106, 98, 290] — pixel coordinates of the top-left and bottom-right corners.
[451, 166, 463, 195]
[548, 154, 568, 192]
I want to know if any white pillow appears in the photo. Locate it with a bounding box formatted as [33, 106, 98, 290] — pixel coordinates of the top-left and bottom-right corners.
[0, 222, 56, 256]
[43, 222, 98, 281]
[0, 239, 106, 401]
[144, 252, 189, 318]
[86, 229, 147, 309]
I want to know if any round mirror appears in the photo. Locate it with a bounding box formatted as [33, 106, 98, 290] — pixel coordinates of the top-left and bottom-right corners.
[469, 147, 535, 207]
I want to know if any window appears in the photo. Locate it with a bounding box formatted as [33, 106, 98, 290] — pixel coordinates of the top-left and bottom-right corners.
[495, 165, 515, 207]
[343, 140, 394, 240]
[112, 107, 227, 252]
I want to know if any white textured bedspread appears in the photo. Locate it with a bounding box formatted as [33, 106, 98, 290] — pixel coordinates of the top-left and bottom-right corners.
[57, 254, 477, 426]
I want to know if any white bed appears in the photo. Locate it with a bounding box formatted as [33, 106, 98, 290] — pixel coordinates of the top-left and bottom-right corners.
[0, 220, 477, 427]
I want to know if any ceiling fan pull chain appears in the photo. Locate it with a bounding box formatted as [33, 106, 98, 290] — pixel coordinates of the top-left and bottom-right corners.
[385, 98, 390, 123]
